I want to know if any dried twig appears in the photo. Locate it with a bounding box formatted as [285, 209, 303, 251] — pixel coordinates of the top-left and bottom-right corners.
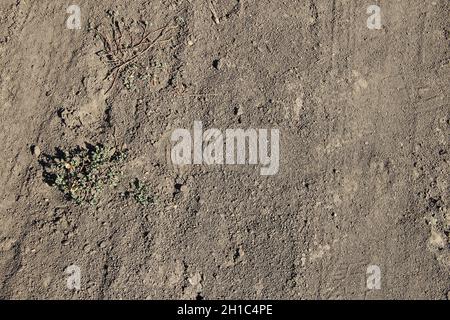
[95, 16, 177, 94]
[208, 0, 220, 24]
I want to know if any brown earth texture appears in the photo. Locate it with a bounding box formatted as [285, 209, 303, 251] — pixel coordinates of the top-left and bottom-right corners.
[0, 0, 449, 299]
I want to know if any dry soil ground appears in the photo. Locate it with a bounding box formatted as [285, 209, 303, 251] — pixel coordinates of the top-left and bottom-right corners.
[0, 0, 449, 299]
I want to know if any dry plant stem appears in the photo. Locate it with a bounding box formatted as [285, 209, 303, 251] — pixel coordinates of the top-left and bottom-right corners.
[98, 19, 177, 94]
[108, 25, 176, 54]
[134, 25, 177, 49]
[105, 27, 175, 93]
[96, 30, 112, 52]
[106, 68, 120, 94]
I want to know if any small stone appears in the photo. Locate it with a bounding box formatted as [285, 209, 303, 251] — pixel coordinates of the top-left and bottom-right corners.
[213, 59, 222, 70]
[31, 145, 41, 157]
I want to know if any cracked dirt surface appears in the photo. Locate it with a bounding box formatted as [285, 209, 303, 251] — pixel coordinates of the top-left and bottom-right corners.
[0, 0, 448, 299]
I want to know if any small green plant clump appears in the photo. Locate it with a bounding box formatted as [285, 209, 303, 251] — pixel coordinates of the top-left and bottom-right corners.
[43, 144, 127, 205]
[128, 178, 153, 205]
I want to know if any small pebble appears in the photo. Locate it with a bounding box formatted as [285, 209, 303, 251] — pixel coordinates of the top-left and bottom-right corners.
[31, 145, 41, 157]
[213, 59, 223, 70]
